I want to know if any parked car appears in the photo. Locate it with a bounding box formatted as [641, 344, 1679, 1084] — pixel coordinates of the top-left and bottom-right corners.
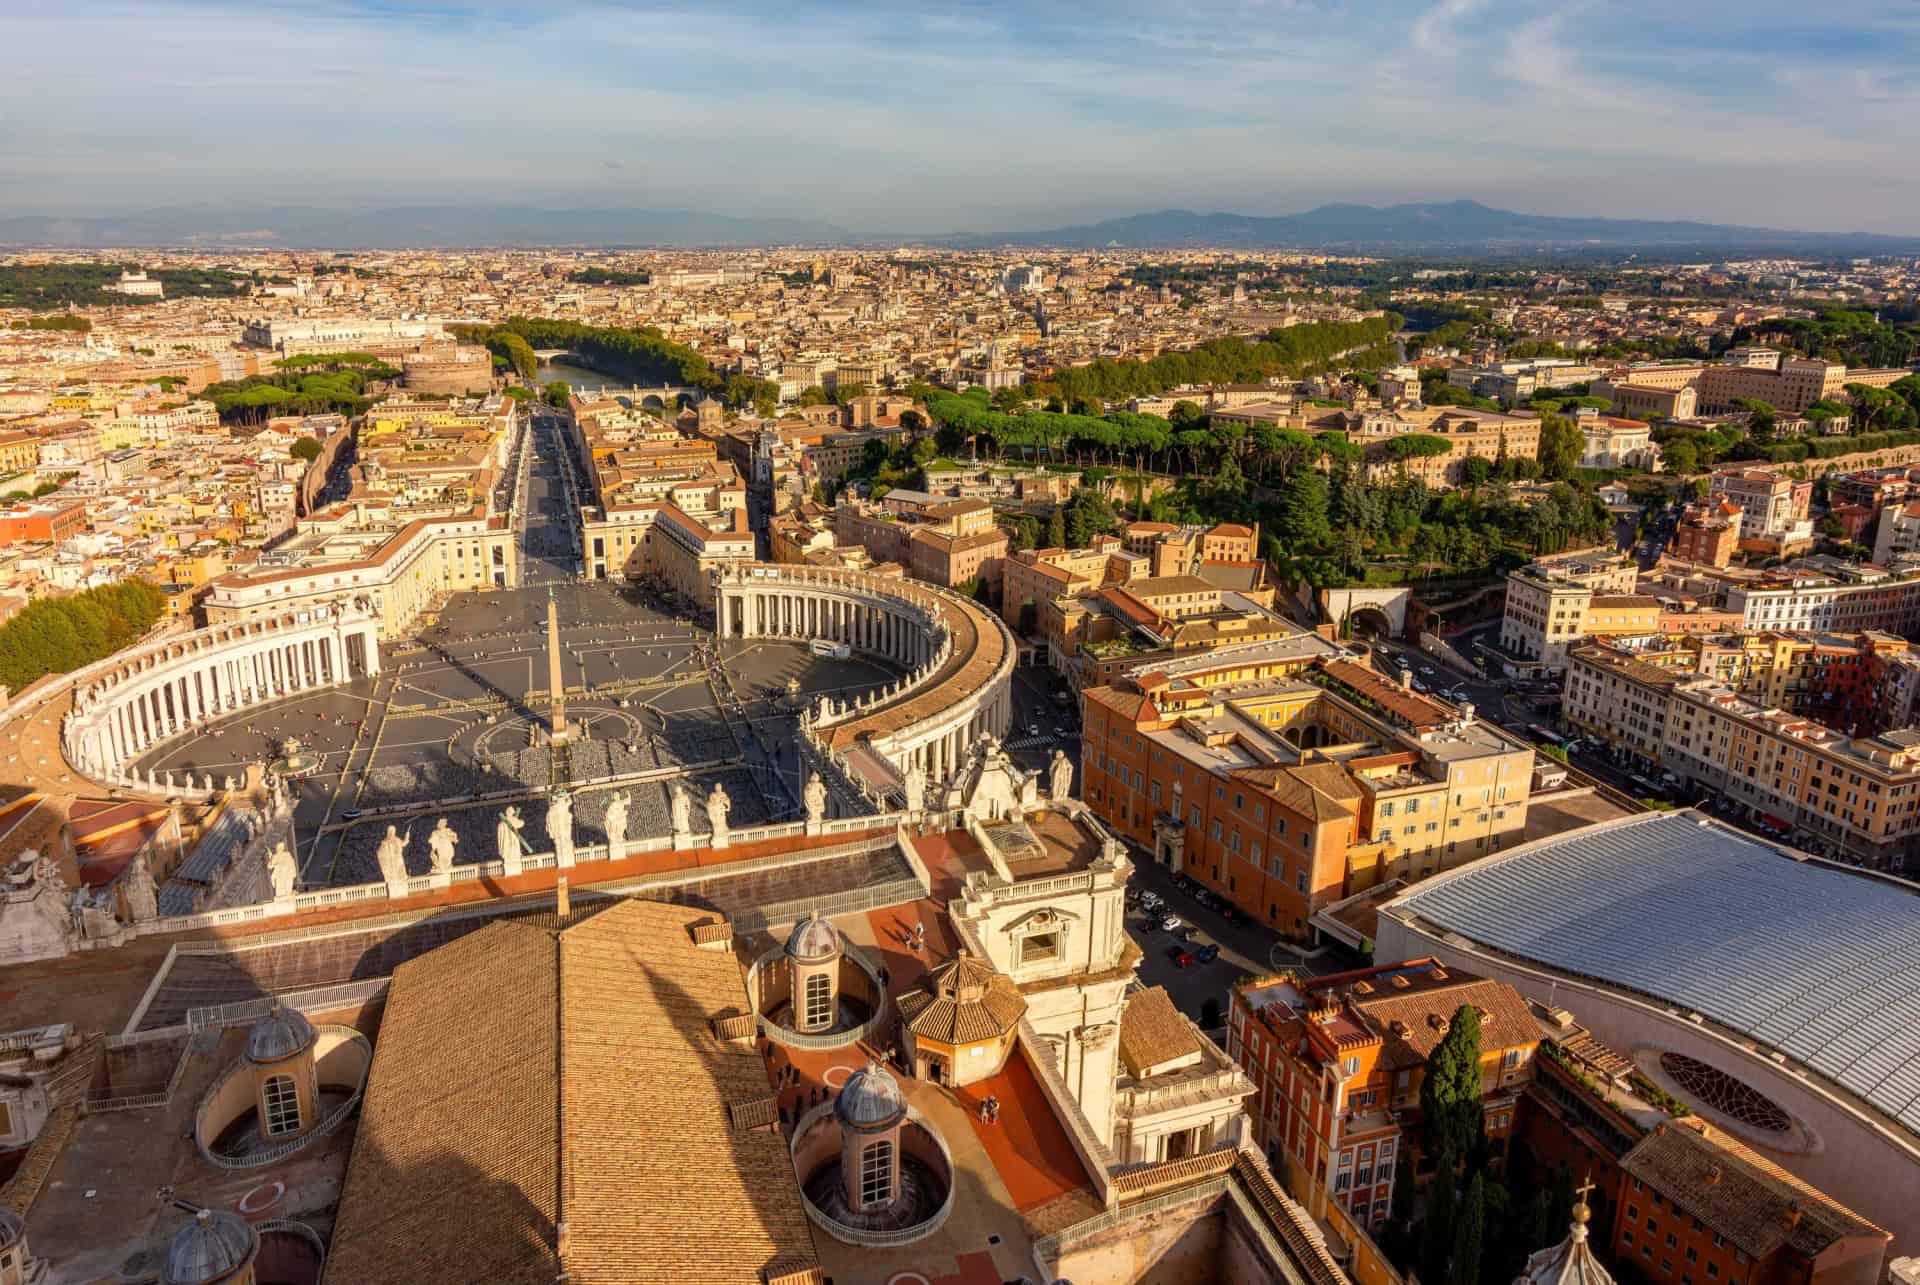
[341, 808, 365, 820]
[1158, 914, 1184, 932]
[1165, 944, 1188, 963]
[1139, 891, 1163, 911]
[1173, 951, 1198, 969]
[1195, 944, 1221, 964]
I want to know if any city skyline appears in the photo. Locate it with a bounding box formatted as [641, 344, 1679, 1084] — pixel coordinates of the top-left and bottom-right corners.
[4, 0, 1920, 235]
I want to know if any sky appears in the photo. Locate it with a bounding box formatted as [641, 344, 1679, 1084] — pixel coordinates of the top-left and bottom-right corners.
[2, 0, 1919, 235]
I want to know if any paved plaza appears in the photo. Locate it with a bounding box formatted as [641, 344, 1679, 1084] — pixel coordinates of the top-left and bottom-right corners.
[136, 579, 906, 888]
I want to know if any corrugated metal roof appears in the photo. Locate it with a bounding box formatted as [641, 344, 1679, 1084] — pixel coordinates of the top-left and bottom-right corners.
[1399, 811, 1920, 1133]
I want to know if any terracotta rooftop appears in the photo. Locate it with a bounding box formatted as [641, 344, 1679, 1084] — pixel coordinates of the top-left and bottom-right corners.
[1620, 1119, 1885, 1259]
[324, 899, 818, 1284]
[1118, 986, 1201, 1078]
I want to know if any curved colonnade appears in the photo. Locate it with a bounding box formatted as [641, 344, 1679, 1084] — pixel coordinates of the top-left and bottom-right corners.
[60, 602, 384, 797]
[713, 564, 1015, 785]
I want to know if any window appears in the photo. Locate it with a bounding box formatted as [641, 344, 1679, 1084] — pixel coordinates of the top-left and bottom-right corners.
[262, 1073, 301, 1138]
[1502, 1048, 1523, 1071]
[1020, 931, 1061, 966]
[803, 972, 833, 1027]
[860, 1140, 894, 1205]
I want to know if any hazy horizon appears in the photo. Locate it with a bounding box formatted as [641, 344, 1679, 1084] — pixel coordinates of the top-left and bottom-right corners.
[4, 0, 1918, 237]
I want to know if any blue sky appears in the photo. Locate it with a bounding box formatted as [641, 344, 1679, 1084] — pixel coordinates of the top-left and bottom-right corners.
[3, 0, 1918, 233]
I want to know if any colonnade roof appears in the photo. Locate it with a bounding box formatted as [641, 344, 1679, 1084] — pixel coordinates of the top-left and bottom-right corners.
[824, 591, 1007, 750]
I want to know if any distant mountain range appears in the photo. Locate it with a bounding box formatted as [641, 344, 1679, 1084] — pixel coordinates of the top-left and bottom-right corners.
[942, 201, 1920, 254]
[1, 199, 1916, 255]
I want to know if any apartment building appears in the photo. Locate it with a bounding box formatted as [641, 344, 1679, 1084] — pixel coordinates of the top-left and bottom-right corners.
[1874, 500, 1920, 565]
[202, 395, 522, 635]
[1722, 559, 1920, 636]
[1708, 469, 1813, 544]
[1608, 671, 1920, 867]
[1082, 648, 1534, 939]
[1499, 552, 1643, 671]
[832, 496, 1008, 592]
[1227, 960, 1540, 1234]
[1669, 500, 1742, 568]
[0, 500, 89, 549]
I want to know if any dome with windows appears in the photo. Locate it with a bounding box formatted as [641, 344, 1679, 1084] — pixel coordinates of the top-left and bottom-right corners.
[784, 910, 842, 963]
[244, 1001, 315, 1066]
[835, 1059, 906, 1130]
[162, 1208, 258, 1285]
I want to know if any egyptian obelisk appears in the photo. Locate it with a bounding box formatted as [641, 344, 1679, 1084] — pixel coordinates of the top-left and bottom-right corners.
[546, 586, 568, 743]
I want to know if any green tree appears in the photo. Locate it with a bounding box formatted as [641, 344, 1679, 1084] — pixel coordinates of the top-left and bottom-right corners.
[1460, 455, 1494, 488]
[1421, 1004, 1487, 1162]
[798, 385, 829, 407]
[1419, 1154, 1458, 1285]
[900, 409, 927, 433]
[1537, 412, 1583, 481]
[542, 380, 572, 409]
[1047, 508, 1068, 549]
[1277, 469, 1332, 550]
[288, 437, 323, 463]
[1449, 1171, 1486, 1285]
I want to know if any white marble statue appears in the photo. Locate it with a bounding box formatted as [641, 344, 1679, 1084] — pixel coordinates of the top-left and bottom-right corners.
[669, 781, 693, 838]
[1049, 747, 1074, 801]
[122, 850, 159, 922]
[267, 841, 297, 900]
[546, 790, 575, 866]
[904, 760, 927, 814]
[705, 782, 732, 841]
[604, 791, 630, 863]
[375, 824, 410, 884]
[427, 817, 459, 875]
[496, 806, 526, 869]
[804, 773, 828, 826]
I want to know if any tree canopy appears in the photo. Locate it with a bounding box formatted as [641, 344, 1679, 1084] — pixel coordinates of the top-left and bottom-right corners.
[0, 580, 167, 693]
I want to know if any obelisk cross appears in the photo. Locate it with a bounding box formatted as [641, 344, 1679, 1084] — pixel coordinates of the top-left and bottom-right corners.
[547, 586, 568, 742]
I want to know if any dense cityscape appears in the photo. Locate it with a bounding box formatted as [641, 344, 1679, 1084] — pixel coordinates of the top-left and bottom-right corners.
[5, 4, 1920, 1285]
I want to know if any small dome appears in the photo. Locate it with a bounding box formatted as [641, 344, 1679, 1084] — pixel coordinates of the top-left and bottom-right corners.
[835, 1060, 906, 1129]
[244, 1001, 315, 1064]
[784, 910, 841, 962]
[163, 1209, 257, 1285]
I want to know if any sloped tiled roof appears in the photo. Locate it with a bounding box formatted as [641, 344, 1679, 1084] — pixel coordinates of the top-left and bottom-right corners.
[1354, 976, 1540, 1073]
[324, 900, 817, 1285]
[1620, 1119, 1885, 1259]
[897, 951, 1026, 1045]
[1119, 986, 1201, 1077]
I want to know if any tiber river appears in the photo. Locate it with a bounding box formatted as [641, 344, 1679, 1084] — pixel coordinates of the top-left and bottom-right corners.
[534, 358, 618, 392]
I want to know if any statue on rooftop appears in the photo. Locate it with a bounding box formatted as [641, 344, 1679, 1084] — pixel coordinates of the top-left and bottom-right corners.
[669, 781, 693, 838]
[376, 824, 410, 884]
[804, 772, 828, 827]
[1049, 747, 1074, 802]
[547, 789, 575, 867]
[903, 760, 927, 814]
[496, 806, 526, 871]
[122, 849, 159, 923]
[427, 817, 459, 875]
[705, 781, 731, 842]
[267, 840, 297, 901]
[604, 790, 630, 863]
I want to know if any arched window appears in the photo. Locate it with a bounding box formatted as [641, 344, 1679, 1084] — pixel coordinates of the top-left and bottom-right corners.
[804, 972, 833, 1029]
[262, 1073, 301, 1137]
[860, 1139, 894, 1206]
